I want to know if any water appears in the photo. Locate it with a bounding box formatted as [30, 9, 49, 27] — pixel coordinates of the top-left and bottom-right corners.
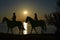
[27, 23, 56, 34]
[0, 22, 57, 34]
[23, 22, 28, 34]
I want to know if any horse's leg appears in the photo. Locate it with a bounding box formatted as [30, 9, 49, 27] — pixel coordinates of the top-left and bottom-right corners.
[7, 27, 9, 33]
[19, 29, 23, 35]
[44, 24, 47, 31]
[19, 29, 20, 35]
[31, 28, 33, 34]
[18, 28, 20, 35]
[41, 26, 44, 34]
[11, 28, 13, 34]
[18, 26, 22, 35]
[21, 29, 23, 35]
[34, 27, 38, 34]
[21, 24, 24, 35]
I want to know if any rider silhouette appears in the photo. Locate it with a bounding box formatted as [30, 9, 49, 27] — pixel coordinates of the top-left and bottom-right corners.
[12, 12, 16, 22]
[34, 13, 38, 21]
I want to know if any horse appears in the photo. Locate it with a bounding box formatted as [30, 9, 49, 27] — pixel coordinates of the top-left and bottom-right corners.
[2, 17, 25, 35]
[25, 16, 47, 34]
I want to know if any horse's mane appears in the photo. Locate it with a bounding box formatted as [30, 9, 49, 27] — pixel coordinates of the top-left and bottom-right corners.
[27, 16, 34, 21]
[4, 17, 11, 21]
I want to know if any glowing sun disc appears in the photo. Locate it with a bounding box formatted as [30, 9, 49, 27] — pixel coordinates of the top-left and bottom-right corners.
[24, 11, 27, 14]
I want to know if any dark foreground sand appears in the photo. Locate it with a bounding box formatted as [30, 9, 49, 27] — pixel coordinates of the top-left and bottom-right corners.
[0, 33, 60, 40]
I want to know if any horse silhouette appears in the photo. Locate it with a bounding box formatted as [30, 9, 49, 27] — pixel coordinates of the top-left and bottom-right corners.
[26, 16, 47, 34]
[2, 17, 25, 35]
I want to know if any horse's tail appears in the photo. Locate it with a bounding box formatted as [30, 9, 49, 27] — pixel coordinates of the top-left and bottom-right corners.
[21, 23, 25, 30]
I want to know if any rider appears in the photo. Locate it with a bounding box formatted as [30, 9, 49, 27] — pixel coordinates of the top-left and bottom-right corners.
[12, 12, 16, 23]
[34, 13, 38, 21]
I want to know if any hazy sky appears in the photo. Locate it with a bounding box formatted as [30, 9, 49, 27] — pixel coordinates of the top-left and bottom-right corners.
[0, 0, 57, 22]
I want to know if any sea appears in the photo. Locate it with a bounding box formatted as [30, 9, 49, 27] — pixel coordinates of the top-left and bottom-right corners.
[0, 22, 57, 35]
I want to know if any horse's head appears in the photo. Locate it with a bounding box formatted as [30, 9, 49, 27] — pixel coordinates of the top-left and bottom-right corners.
[2, 17, 7, 23]
[25, 16, 31, 23]
[25, 16, 34, 23]
[26, 16, 29, 23]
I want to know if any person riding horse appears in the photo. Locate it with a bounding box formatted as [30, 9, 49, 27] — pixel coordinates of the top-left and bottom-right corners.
[12, 12, 16, 23]
[34, 13, 38, 25]
[34, 13, 38, 21]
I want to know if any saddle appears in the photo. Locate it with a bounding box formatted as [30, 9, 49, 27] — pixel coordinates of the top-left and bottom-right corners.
[34, 20, 39, 25]
[12, 21, 16, 24]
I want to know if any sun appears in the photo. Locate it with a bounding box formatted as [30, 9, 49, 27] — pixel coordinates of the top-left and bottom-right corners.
[24, 11, 28, 14]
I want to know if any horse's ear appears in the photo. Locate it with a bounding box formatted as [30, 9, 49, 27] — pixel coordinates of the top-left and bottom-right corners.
[27, 16, 29, 17]
[4, 17, 6, 19]
[27, 16, 30, 18]
[3, 17, 7, 19]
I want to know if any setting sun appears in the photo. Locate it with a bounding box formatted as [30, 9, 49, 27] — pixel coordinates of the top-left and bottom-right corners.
[24, 11, 28, 14]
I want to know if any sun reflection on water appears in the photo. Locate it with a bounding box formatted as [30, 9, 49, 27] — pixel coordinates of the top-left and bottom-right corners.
[23, 22, 28, 34]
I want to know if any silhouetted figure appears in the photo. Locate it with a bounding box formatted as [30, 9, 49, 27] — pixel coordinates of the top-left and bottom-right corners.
[26, 16, 47, 34]
[2, 17, 25, 35]
[12, 12, 16, 22]
[34, 13, 38, 21]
